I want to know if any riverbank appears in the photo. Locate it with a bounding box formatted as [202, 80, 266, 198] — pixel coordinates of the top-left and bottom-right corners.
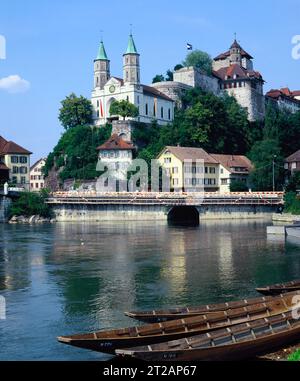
[8, 215, 56, 224]
[272, 213, 300, 223]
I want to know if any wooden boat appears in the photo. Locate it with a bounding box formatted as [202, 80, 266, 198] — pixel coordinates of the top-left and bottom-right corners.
[125, 292, 293, 323]
[57, 293, 297, 354]
[116, 310, 300, 361]
[256, 279, 300, 295]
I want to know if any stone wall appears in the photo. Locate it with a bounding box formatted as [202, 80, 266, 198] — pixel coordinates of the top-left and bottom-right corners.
[0, 196, 11, 223]
[173, 67, 220, 95]
[50, 203, 277, 222]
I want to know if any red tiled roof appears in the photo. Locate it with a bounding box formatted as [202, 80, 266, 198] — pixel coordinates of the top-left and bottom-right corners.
[161, 146, 218, 164]
[266, 88, 300, 104]
[215, 64, 263, 81]
[97, 134, 135, 150]
[0, 136, 32, 155]
[210, 154, 253, 173]
[286, 149, 300, 163]
[214, 43, 253, 61]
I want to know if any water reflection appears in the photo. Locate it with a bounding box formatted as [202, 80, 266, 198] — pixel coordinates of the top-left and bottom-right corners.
[1, 220, 300, 359]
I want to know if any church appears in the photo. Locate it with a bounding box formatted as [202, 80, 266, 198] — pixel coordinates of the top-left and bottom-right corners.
[91, 34, 175, 126]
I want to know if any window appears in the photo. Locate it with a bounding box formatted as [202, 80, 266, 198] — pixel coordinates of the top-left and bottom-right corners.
[153, 104, 156, 117]
[205, 167, 208, 174]
[126, 71, 129, 81]
[127, 96, 129, 101]
[164, 157, 171, 164]
[137, 96, 140, 104]
[12, 176, 17, 183]
[36, 183, 39, 188]
[40, 183, 44, 188]
[168, 108, 171, 120]
[20, 156, 27, 163]
[97, 100, 99, 107]
[11, 156, 19, 163]
[145, 103, 148, 115]
[209, 167, 216, 174]
[161, 107, 164, 118]
[221, 168, 224, 174]
[20, 167, 27, 174]
[173, 178, 178, 186]
[21, 177, 26, 184]
[13, 166, 18, 174]
[172, 167, 178, 174]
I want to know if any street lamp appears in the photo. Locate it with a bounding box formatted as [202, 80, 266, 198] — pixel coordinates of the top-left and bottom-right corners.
[272, 155, 277, 192]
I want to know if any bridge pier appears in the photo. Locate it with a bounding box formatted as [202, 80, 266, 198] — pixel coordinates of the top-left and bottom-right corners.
[0, 195, 12, 223]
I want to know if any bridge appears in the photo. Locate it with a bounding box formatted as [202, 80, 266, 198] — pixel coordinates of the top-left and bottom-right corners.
[46, 192, 284, 223]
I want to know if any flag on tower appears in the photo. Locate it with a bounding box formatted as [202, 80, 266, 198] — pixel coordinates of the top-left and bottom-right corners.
[187, 43, 193, 50]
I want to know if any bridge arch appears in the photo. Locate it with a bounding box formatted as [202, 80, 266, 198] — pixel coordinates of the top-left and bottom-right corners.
[167, 206, 199, 226]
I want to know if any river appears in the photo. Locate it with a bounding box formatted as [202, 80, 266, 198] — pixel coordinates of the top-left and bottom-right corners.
[0, 219, 300, 360]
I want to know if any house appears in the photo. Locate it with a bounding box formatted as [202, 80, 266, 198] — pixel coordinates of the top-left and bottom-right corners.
[157, 146, 252, 193]
[285, 149, 300, 174]
[210, 154, 253, 193]
[266, 88, 300, 113]
[30, 158, 46, 191]
[96, 134, 135, 191]
[156, 146, 220, 192]
[0, 136, 32, 189]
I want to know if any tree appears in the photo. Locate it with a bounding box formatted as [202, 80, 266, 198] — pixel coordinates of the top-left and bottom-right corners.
[165, 70, 173, 81]
[43, 124, 112, 182]
[230, 180, 248, 192]
[285, 172, 300, 192]
[59, 93, 93, 130]
[174, 64, 184, 71]
[109, 100, 139, 120]
[9, 189, 52, 218]
[152, 74, 165, 83]
[183, 50, 212, 75]
[248, 139, 284, 191]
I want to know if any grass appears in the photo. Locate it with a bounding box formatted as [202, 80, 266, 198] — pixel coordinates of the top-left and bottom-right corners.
[288, 349, 300, 361]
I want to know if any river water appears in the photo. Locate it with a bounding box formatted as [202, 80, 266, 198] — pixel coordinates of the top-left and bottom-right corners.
[1, 220, 300, 360]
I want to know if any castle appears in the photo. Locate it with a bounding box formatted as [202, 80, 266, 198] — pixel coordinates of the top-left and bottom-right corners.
[153, 39, 265, 122]
[91, 36, 299, 126]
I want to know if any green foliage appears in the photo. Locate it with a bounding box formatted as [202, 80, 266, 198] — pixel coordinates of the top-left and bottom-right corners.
[165, 70, 173, 81]
[9, 189, 52, 218]
[109, 100, 139, 120]
[43, 124, 111, 181]
[174, 64, 184, 71]
[59, 93, 93, 130]
[285, 172, 300, 192]
[230, 180, 249, 192]
[152, 74, 165, 83]
[288, 349, 300, 361]
[183, 50, 212, 75]
[248, 139, 284, 191]
[284, 192, 300, 215]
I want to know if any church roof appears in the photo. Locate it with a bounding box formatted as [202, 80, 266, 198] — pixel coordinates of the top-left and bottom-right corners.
[214, 64, 263, 81]
[97, 134, 135, 151]
[96, 41, 108, 60]
[125, 34, 138, 54]
[143, 85, 174, 102]
[0, 136, 32, 155]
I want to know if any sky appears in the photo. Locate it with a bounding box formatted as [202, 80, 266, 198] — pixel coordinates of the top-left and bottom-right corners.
[0, 0, 300, 163]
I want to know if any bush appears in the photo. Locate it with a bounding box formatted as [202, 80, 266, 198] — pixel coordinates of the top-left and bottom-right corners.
[230, 180, 248, 192]
[9, 189, 53, 218]
[284, 191, 300, 215]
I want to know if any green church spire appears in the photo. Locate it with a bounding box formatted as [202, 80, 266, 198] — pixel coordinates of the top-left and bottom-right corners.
[125, 34, 138, 54]
[96, 40, 108, 60]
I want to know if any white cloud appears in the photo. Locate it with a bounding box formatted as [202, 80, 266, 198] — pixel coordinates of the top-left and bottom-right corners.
[0, 75, 30, 94]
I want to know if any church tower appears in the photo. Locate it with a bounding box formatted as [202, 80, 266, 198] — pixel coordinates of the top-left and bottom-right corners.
[123, 34, 140, 85]
[229, 39, 242, 66]
[94, 40, 110, 89]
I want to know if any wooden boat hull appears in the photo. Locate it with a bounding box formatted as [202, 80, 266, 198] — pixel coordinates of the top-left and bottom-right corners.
[125, 292, 293, 323]
[58, 293, 299, 354]
[116, 312, 300, 361]
[256, 280, 300, 295]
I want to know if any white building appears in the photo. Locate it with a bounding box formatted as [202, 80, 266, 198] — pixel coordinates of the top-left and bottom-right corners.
[30, 158, 46, 191]
[91, 35, 175, 126]
[266, 88, 300, 113]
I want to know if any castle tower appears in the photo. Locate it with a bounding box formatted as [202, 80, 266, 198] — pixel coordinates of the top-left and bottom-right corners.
[229, 39, 242, 66]
[123, 34, 140, 85]
[94, 40, 110, 89]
